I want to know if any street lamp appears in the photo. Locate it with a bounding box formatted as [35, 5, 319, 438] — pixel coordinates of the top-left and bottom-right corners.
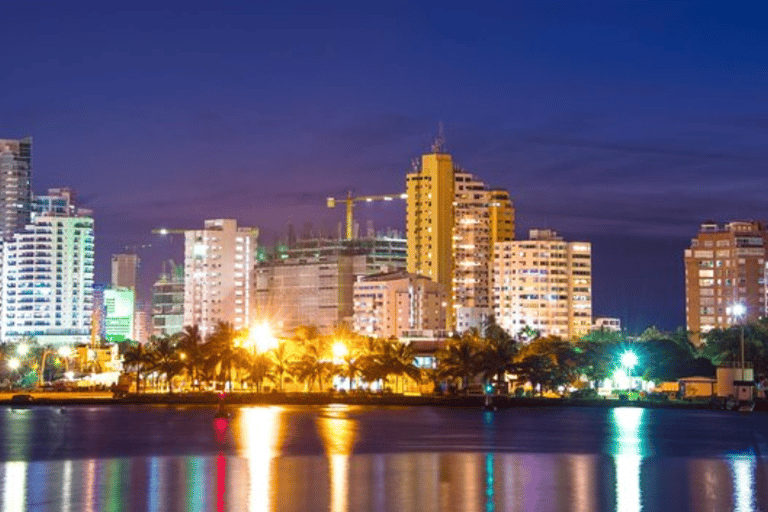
[332, 342, 348, 360]
[17, 343, 29, 357]
[249, 322, 278, 353]
[729, 303, 747, 382]
[8, 358, 20, 370]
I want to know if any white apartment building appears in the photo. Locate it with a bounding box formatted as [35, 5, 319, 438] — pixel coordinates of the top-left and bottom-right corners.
[184, 219, 258, 338]
[1, 188, 94, 345]
[493, 229, 592, 340]
[353, 270, 447, 339]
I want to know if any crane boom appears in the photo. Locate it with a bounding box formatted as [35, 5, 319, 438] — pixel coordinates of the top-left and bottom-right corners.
[152, 228, 188, 235]
[326, 190, 407, 240]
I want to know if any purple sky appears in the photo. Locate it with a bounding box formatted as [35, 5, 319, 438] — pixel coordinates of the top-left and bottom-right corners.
[2, 1, 767, 332]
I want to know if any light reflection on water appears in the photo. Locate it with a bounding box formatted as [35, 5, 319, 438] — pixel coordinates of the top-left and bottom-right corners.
[1, 405, 767, 511]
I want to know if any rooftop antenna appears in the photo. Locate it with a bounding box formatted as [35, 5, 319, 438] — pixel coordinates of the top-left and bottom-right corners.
[431, 121, 446, 153]
[411, 157, 420, 173]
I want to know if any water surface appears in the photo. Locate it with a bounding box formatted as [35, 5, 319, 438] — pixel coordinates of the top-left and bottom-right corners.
[1, 404, 766, 511]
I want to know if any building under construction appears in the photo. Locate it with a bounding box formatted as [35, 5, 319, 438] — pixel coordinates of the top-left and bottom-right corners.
[254, 234, 406, 335]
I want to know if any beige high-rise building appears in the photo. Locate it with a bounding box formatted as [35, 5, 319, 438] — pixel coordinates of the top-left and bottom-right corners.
[353, 270, 447, 338]
[406, 141, 514, 333]
[684, 221, 767, 344]
[184, 219, 259, 337]
[453, 170, 515, 332]
[493, 229, 592, 340]
[111, 253, 139, 291]
[254, 237, 407, 335]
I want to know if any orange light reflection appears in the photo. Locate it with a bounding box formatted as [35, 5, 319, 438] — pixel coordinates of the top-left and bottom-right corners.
[316, 405, 358, 512]
[235, 407, 285, 512]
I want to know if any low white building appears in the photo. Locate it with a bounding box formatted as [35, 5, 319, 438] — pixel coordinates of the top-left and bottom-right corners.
[593, 317, 621, 332]
[353, 270, 447, 339]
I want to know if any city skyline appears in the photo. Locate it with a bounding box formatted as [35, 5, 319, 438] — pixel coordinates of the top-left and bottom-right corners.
[2, 2, 767, 332]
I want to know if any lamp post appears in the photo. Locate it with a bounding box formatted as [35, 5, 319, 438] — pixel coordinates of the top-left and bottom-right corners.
[729, 303, 747, 382]
[620, 351, 638, 390]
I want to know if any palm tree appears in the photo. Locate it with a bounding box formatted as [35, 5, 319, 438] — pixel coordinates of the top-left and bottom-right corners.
[122, 343, 154, 394]
[385, 340, 421, 393]
[270, 340, 294, 391]
[436, 332, 481, 393]
[152, 336, 184, 393]
[478, 322, 518, 394]
[177, 324, 204, 391]
[205, 321, 248, 392]
[248, 353, 275, 392]
[291, 342, 331, 392]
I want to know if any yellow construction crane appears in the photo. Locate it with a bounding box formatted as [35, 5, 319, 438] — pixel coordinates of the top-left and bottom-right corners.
[327, 190, 407, 240]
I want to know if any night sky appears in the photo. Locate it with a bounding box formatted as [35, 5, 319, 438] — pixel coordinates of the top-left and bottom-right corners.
[2, 2, 767, 333]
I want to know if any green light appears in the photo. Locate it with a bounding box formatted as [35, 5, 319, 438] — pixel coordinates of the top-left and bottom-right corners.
[621, 351, 637, 369]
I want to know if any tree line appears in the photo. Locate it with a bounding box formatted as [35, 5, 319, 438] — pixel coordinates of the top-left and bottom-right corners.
[6, 318, 768, 394]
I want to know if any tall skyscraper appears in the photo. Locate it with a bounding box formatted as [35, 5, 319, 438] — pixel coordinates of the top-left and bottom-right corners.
[406, 139, 515, 332]
[184, 219, 258, 337]
[453, 170, 515, 332]
[0, 137, 32, 240]
[406, 141, 455, 307]
[684, 221, 768, 344]
[1, 188, 94, 345]
[493, 229, 592, 340]
[111, 253, 139, 291]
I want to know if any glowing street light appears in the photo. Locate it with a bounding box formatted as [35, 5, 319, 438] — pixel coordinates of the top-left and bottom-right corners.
[8, 358, 20, 370]
[58, 346, 73, 358]
[249, 322, 278, 353]
[332, 342, 348, 360]
[621, 351, 638, 370]
[728, 302, 748, 387]
[17, 343, 29, 357]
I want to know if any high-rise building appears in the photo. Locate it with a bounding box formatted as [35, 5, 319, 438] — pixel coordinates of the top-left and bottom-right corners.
[0, 188, 94, 345]
[111, 253, 139, 291]
[493, 229, 592, 340]
[104, 287, 134, 342]
[406, 141, 455, 308]
[133, 305, 150, 344]
[353, 270, 447, 338]
[406, 141, 515, 333]
[91, 283, 108, 344]
[684, 221, 768, 343]
[152, 260, 184, 338]
[184, 219, 258, 337]
[453, 170, 515, 332]
[254, 236, 407, 334]
[0, 137, 32, 240]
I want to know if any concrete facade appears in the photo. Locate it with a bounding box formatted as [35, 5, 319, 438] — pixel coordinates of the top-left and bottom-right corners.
[493, 229, 592, 340]
[184, 219, 258, 337]
[353, 270, 447, 338]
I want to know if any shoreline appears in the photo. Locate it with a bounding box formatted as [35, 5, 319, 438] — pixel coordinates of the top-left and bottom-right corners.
[0, 391, 761, 411]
